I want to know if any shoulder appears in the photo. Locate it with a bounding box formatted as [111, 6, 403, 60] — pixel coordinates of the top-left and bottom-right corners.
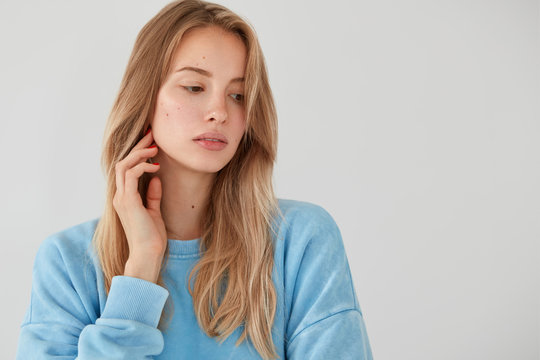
[274, 199, 359, 321]
[277, 198, 337, 225]
[23, 217, 103, 326]
[276, 198, 341, 238]
[274, 198, 344, 258]
[35, 217, 101, 270]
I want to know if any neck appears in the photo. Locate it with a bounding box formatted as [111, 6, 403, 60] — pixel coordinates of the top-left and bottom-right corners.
[156, 163, 215, 241]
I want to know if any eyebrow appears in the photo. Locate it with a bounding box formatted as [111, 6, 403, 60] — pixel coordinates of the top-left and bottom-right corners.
[175, 66, 245, 83]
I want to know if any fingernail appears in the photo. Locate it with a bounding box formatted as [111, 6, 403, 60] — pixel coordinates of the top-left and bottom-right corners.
[145, 128, 151, 135]
[149, 144, 157, 148]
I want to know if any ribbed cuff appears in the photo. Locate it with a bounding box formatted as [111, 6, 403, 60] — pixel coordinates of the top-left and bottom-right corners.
[101, 275, 170, 328]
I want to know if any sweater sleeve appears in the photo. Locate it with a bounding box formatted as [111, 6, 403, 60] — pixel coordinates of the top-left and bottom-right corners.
[16, 235, 170, 359]
[285, 205, 373, 360]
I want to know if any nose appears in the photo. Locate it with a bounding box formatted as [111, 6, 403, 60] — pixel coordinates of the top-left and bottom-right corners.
[206, 93, 228, 123]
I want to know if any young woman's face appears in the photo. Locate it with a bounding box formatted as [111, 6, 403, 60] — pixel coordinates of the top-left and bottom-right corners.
[150, 25, 247, 175]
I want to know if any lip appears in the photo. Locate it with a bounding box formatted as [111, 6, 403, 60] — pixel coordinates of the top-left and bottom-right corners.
[193, 132, 228, 144]
[194, 139, 228, 151]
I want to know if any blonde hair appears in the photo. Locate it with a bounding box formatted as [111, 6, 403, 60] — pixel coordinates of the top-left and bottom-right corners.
[92, 0, 283, 358]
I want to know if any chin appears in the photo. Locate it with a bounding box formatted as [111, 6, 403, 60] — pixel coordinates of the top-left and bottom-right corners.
[198, 166, 226, 174]
[189, 160, 233, 175]
[164, 150, 231, 173]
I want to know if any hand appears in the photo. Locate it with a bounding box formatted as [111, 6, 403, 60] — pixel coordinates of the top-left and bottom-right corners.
[113, 128, 166, 283]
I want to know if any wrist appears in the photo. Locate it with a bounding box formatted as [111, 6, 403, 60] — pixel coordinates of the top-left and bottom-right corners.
[124, 256, 163, 284]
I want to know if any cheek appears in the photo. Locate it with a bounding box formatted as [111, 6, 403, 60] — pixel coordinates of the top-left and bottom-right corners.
[229, 107, 246, 138]
[228, 129, 245, 155]
[233, 118, 247, 143]
[155, 94, 199, 129]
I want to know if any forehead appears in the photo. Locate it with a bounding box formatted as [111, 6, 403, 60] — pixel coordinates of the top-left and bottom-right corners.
[169, 26, 247, 76]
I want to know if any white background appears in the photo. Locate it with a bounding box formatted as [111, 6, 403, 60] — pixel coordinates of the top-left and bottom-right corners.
[1, 0, 538, 359]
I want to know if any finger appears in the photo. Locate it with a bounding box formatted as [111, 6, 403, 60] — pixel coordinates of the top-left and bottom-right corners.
[133, 128, 155, 151]
[146, 175, 162, 213]
[115, 146, 158, 194]
[115, 128, 154, 191]
[124, 161, 160, 197]
[122, 146, 158, 175]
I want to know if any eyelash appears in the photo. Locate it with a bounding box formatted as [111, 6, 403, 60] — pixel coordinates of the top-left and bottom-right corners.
[183, 86, 244, 103]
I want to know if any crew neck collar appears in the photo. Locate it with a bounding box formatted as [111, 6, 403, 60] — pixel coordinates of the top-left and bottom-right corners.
[167, 238, 203, 256]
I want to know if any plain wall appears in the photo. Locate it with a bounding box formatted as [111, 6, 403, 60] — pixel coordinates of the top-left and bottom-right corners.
[1, 0, 538, 359]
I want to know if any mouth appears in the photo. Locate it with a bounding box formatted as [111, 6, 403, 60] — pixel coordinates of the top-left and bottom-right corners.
[193, 138, 228, 151]
[194, 138, 226, 143]
[193, 132, 228, 144]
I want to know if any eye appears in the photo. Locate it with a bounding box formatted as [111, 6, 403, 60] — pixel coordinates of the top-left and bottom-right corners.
[231, 93, 244, 103]
[183, 86, 203, 93]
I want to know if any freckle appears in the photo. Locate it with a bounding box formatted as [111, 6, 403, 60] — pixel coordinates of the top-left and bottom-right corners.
[202, 56, 206, 59]
[177, 107, 181, 110]
[166, 113, 168, 116]
[192, 205, 195, 209]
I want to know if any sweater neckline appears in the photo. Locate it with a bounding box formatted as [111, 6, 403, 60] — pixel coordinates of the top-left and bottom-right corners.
[167, 238, 202, 256]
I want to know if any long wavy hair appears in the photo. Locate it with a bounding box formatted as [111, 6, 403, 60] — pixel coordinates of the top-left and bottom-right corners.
[91, 0, 283, 358]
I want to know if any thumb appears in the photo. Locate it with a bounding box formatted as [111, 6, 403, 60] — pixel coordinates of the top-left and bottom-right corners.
[146, 175, 162, 213]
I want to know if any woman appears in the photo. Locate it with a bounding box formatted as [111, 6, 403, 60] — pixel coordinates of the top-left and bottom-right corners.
[16, 0, 373, 359]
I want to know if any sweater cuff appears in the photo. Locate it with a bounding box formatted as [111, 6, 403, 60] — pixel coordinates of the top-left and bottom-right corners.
[101, 275, 170, 328]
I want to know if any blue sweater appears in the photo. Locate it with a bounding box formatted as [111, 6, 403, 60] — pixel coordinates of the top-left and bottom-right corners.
[16, 199, 373, 359]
